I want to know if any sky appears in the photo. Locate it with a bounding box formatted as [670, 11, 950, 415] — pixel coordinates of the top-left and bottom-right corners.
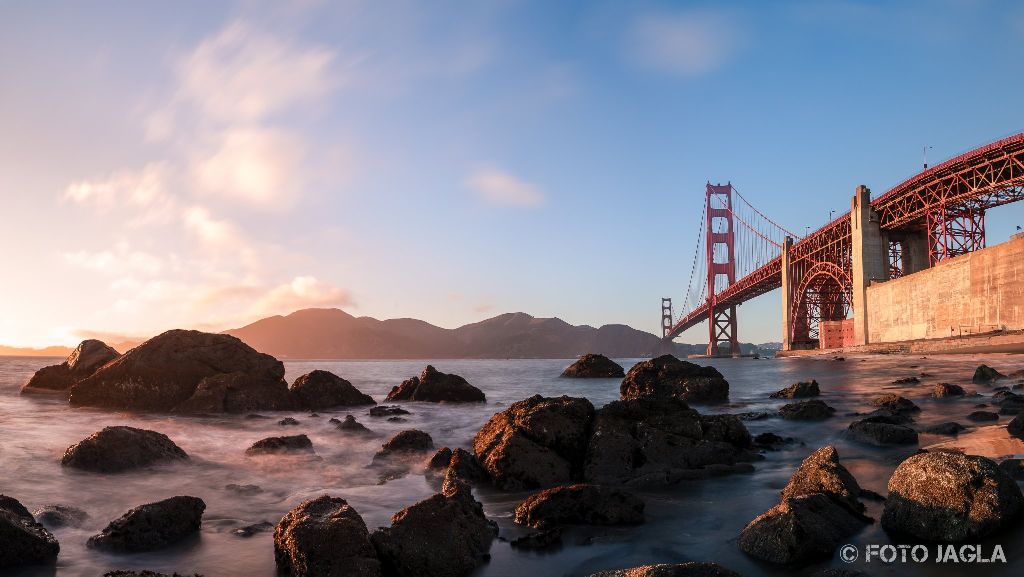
[2, 0, 1024, 348]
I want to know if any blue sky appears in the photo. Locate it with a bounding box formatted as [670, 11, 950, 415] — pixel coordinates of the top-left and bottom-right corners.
[1, 0, 1023, 347]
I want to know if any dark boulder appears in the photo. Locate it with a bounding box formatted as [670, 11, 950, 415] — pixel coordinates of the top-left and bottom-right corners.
[33, 504, 88, 529]
[22, 339, 119, 394]
[513, 484, 644, 529]
[583, 398, 755, 487]
[882, 451, 1024, 541]
[274, 495, 382, 577]
[370, 478, 495, 577]
[870, 394, 920, 416]
[848, 415, 918, 446]
[923, 422, 967, 435]
[290, 370, 375, 410]
[779, 400, 835, 421]
[999, 458, 1024, 480]
[373, 430, 434, 462]
[0, 494, 60, 568]
[426, 447, 454, 471]
[780, 446, 864, 514]
[385, 365, 485, 403]
[560, 354, 625, 378]
[69, 330, 292, 412]
[996, 394, 1024, 415]
[892, 376, 920, 384]
[586, 563, 742, 577]
[973, 364, 1005, 384]
[279, 417, 300, 426]
[738, 493, 869, 565]
[753, 432, 796, 451]
[428, 448, 488, 485]
[88, 496, 205, 552]
[245, 435, 315, 456]
[61, 426, 188, 473]
[510, 528, 562, 550]
[369, 405, 410, 417]
[1008, 414, 1024, 438]
[333, 415, 373, 435]
[968, 410, 999, 422]
[769, 380, 820, 399]
[933, 383, 966, 397]
[473, 395, 595, 490]
[620, 355, 728, 403]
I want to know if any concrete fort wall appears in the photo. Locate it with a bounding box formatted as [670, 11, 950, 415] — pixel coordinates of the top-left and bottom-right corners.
[866, 235, 1024, 343]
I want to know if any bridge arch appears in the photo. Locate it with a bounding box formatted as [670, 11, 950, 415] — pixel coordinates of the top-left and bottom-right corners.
[790, 261, 852, 348]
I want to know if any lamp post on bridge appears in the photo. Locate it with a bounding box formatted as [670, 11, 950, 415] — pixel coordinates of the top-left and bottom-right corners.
[923, 145, 933, 169]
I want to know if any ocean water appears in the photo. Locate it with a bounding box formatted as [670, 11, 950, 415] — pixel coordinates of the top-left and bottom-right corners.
[2, 354, 1024, 577]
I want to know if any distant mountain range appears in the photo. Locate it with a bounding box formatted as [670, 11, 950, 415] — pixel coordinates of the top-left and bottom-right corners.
[1, 308, 766, 359]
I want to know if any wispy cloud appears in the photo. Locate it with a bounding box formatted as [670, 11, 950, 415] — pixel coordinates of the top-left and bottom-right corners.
[625, 9, 742, 77]
[467, 167, 546, 208]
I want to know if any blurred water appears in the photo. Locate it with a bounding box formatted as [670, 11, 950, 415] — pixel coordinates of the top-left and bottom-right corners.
[2, 354, 1023, 577]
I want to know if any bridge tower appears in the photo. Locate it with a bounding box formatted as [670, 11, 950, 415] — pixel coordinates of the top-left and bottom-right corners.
[661, 298, 674, 338]
[706, 183, 739, 357]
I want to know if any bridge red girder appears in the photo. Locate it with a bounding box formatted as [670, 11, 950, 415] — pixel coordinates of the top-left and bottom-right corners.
[663, 132, 1024, 344]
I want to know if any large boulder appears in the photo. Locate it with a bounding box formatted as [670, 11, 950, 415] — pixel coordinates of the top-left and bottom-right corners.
[274, 496, 382, 577]
[778, 400, 835, 421]
[561, 354, 625, 378]
[583, 398, 755, 487]
[385, 366, 485, 403]
[69, 329, 291, 412]
[620, 355, 728, 403]
[586, 562, 742, 577]
[780, 446, 864, 514]
[22, 339, 120, 394]
[848, 415, 918, 446]
[0, 495, 60, 568]
[973, 364, 1005, 384]
[246, 435, 315, 456]
[473, 395, 595, 490]
[881, 451, 1024, 541]
[769, 380, 820, 399]
[370, 479, 495, 577]
[737, 493, 869, 565]
[290, 370, 375, 410]
[87, 496, 205, 552]
[61, 426, 189, 473]
[513, 484, 645, 529]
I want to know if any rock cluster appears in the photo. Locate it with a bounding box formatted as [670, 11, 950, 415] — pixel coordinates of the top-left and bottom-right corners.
[620, 355, 729, 403]
[21, 339, 119, 394]
[385, 365, 485, 403]
[769, 379, 820, 399]
[62, 426, 189, 473]
[560, 354, 625, 378]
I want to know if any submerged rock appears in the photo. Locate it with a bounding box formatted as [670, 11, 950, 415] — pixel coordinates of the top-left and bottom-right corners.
[586, 563, 742, 577]
[882, 451, 1024, 541]
[22, 339, 119, 394]
[560, 354, 625, 378]
[892, 376, 920, 384]
[278, 417, 300, 426]
[371, 479, 495, 577]
[33, 504, 88, 529]
[620, 355, 728, 403]
[933, 383, 966, 398]
[923, 422, 967, 435]
[753, 432, 797, 451]
[510, 528, 562, 550]
[245, 435, 315, 456]
[779, 400, 835, 421]
[967, 410, 999, 422]
[385, 365, 485, 403]
[233, 521, 273, 537]
[513, 484, 644, 529]
[473, 395, 595, 490]
[88, 496, 205, 553]
[333, 415, 373, 435]
[274, 496, 381, 577]
[769, 380, 820, 399]
[973, 364, 1005, 384]
[69, 330, 292, 412]
[848, 415, 918, 446]
[62, 426, 189, 473]
[369, 405, 410, 417]
[290, 370, 375, 410]
[373, 430, 434, 461]
[0, 494, 60, 568]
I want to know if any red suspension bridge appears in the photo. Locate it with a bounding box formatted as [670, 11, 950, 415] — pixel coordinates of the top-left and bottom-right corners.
[662, 132, 1024, 355]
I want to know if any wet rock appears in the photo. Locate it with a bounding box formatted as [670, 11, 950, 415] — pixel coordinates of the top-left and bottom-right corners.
[370, 479, 495, 577]
[753, 432, 796, 451]
[0, 494, 60, 568]
[869, 394, 920, 417]
[923, 422, 967, 435]
[374, 430, 433, 458]
[996, 394, 1024, 415]
[334, 415, 373, 435]
[780, 446, 865, 514]
[510, 528, 562, 550]
[385, 365, 485, 403]
[22, 339, 119, 394]
[586, 563, 742, 577]
[560, 354, 625, 378]
[999, 458, 1024, 480]
[88, 496, 205, 553]
[387, 417, 407, 423]
[69, 330, 292, 412]
[738, 493, 869, 565]
[233, 521, 273, 537]
[779, 400, 835, 421]
[369, 405, 410, 417]
[33, 504, 88, 529]
[224, 484, 263, 496]
[1008, 414, 1024, 438]
[62, 426, 189, 473]
[769, 380, 820, 399]
[933, 383, 965, 398]
[967, 410, 999, 422]
[892, 376, 919, 384]
[583, 398, 755, 487]
[473, 395, 595, 490]
[973, 364, 1005, 384]
[513, 484, 645, 529]
[245, 434, 315, 456]
[426, 447, 454, 471]
[279, 417, 300, 426]
[274, 495, 382, 577]
[438, 448, 489, 485]
[620, 355, 728, 403]
[290, 370, 375, 410]
[848, 415, 918, 446]
[881, 451, 1024, 541]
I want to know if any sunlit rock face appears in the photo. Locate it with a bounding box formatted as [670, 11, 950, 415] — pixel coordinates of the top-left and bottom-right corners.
[620, 354, 728, 403]
[68, 329, 293, 412]
[560, 354, 625, 378]
[386, 365, 486, 403]
[274, 496, 382, 577]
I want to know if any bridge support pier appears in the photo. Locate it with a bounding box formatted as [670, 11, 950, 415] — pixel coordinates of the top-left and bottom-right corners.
[851, 185, 887, 346]
[780, 236, 794, 351]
